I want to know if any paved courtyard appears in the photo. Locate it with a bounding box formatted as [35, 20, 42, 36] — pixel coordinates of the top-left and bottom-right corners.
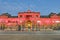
[0, 31, 60, 40]
[0, 34, 60, 40]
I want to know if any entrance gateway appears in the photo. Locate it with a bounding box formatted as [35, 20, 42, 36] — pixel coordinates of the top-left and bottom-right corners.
[25, 20, 32, 31]
[24, 20, 40, 31]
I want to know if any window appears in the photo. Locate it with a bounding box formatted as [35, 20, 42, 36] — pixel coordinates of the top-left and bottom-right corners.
[36, 15, 38, 17]
[26, 15, 32, 18]
[20, 15, 22, 17]
[8, 21, 11, 23]
[8, 21, 15, 23]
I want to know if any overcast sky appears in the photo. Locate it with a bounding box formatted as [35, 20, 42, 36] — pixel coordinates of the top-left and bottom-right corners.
[0, 0, 60, 16]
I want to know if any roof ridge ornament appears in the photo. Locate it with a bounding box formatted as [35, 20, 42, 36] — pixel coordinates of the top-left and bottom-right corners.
[27, 9, 31, 12]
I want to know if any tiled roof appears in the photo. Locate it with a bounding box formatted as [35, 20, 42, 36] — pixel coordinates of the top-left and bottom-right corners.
[40, 16, 49, 18]
[8, 16, 18, 18]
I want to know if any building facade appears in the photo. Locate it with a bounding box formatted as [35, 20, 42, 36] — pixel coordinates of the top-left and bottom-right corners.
[0, 10, 60, 31]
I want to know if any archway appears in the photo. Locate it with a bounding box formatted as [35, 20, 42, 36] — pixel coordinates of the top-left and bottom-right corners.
[25, 20, 32, 31]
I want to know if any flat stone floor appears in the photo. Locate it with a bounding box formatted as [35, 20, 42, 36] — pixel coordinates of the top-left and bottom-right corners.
[0, 31, 60, 40]
[0, 35, 60, 40]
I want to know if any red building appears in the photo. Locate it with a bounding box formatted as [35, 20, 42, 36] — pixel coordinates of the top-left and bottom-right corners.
[0, 10, 60, 31]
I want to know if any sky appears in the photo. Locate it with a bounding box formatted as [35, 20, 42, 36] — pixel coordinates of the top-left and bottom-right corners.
[0, 0, 60, 16]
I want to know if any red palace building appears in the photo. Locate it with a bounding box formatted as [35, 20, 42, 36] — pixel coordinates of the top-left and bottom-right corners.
[0, 10, 60, 31]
